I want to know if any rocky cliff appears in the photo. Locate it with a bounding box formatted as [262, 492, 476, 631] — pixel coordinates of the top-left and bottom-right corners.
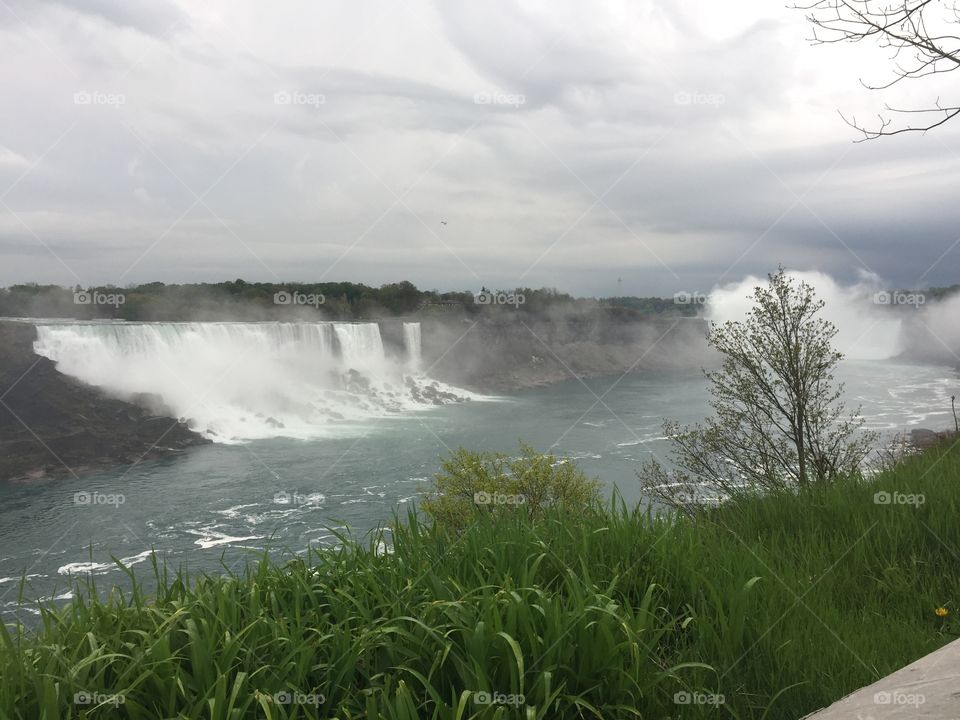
[410, 311, 711, 392]
[0, 321, 209, 483]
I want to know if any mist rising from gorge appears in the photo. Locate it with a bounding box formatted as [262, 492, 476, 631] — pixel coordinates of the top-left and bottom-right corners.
[705, 271, 960, 365]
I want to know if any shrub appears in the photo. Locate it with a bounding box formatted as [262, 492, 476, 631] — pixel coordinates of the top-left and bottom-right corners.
[419, 443, 602, 532]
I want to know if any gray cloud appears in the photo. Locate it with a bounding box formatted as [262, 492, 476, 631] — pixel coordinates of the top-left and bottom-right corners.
[1, 0, 186, 36]
[1, 0, 958, 296]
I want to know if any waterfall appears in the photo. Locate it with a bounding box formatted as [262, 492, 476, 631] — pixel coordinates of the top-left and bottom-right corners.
[403, 322, 422, 372]
[32, 321, 469, 442]
[333, 323, 386, 372]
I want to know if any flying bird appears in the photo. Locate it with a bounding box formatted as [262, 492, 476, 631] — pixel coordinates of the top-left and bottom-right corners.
[440, 220, 447, 225]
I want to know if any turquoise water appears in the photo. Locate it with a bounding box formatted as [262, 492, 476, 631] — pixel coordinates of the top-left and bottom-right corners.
[0, 360, 956, 621]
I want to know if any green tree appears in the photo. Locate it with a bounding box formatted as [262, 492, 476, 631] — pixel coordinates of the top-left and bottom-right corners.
[639, 268, 876, 511]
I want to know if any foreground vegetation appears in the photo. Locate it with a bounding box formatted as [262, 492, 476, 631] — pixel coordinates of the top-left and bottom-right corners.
[2, 442, 959, 718]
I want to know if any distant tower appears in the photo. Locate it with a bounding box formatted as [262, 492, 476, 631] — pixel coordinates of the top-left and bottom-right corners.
[617, 277, 622, 297]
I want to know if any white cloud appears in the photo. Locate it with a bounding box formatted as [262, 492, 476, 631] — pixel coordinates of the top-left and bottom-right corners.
[0, 146, 30, 168]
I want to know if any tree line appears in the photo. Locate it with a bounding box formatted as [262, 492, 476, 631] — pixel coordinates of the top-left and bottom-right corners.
[0, 280, 700, 321]
[1, 280, 954, 321]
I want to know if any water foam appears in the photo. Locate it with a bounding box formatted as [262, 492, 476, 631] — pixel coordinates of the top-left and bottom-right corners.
[57, 550, 153, 576]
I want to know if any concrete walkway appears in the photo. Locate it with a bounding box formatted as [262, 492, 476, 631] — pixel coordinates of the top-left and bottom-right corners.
[803, 638, 960, 719]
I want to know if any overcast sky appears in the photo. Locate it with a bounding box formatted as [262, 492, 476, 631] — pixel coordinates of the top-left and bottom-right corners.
[2, 0, 959, 297]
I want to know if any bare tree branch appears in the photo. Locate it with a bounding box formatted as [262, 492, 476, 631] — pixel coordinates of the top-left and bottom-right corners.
[794, 0, 960, 138]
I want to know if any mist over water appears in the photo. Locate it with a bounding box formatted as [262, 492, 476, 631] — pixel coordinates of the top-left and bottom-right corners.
[32, 321, 473, 442]
[705, 270, 960, 363]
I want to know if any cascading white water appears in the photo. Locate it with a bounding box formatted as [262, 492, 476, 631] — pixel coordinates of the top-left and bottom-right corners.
[403, 322, 422, 372]
[333, 323, 386, 373]
[32, 321, 470, 442]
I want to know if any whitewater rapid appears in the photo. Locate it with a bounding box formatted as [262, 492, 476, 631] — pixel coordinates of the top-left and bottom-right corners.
[32, 321, 475, 442]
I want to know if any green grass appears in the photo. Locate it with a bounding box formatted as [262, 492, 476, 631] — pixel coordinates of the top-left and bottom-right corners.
[2, 442, 959, 719]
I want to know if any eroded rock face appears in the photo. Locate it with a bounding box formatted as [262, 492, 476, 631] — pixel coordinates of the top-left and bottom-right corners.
[0, 322, 209, 483]
[909, 427, 958, 449]
[404, 377, 465, 406]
